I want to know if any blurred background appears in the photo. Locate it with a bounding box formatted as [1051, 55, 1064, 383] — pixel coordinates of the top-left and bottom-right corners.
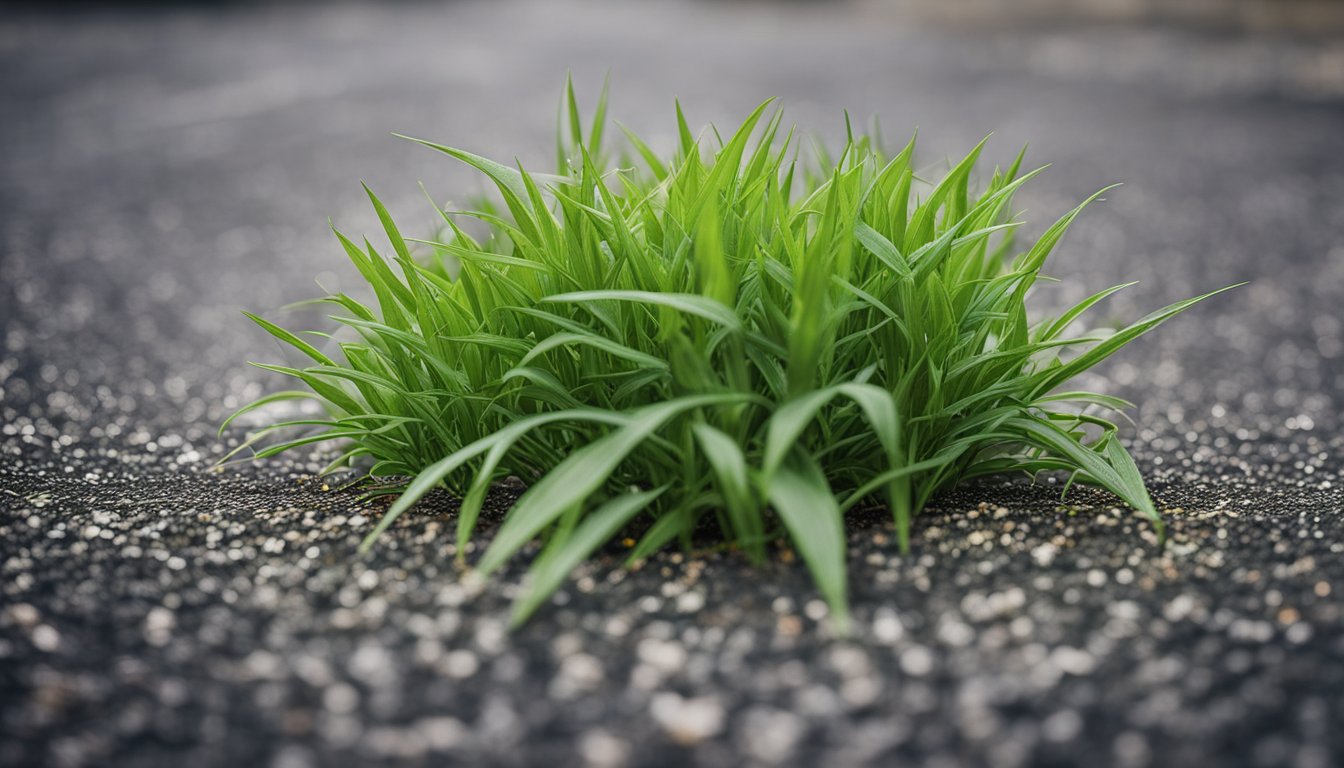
[4, 4, 1344, 767]
[2, 0, 1342, 460]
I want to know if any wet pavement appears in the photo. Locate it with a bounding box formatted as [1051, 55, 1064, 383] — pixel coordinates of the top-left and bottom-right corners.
[2, 1, 1344, 766]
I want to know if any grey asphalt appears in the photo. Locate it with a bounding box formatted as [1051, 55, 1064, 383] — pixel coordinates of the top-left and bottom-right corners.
[2, 2, 1343, 766]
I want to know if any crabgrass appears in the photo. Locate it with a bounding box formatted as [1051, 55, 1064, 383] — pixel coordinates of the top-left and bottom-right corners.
[228, 81, 1234, 631]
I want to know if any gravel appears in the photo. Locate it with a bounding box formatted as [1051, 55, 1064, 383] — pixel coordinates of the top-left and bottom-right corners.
[2, 1, 1343, 766]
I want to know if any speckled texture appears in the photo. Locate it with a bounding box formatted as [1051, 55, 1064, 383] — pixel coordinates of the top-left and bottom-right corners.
[2, 2, 1343, 767]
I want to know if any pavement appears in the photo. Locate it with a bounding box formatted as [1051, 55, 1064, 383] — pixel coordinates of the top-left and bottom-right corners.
[2, 1, 1343, 766]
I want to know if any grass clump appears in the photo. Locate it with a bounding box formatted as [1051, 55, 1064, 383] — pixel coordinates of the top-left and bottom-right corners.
[229, 82, 1231, 630]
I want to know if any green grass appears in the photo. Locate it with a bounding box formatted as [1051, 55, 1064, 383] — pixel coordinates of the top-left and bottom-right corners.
[228, 81, 1234, 631]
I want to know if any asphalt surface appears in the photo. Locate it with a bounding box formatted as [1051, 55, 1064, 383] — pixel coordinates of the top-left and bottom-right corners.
[3, 2, 1344, 766]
